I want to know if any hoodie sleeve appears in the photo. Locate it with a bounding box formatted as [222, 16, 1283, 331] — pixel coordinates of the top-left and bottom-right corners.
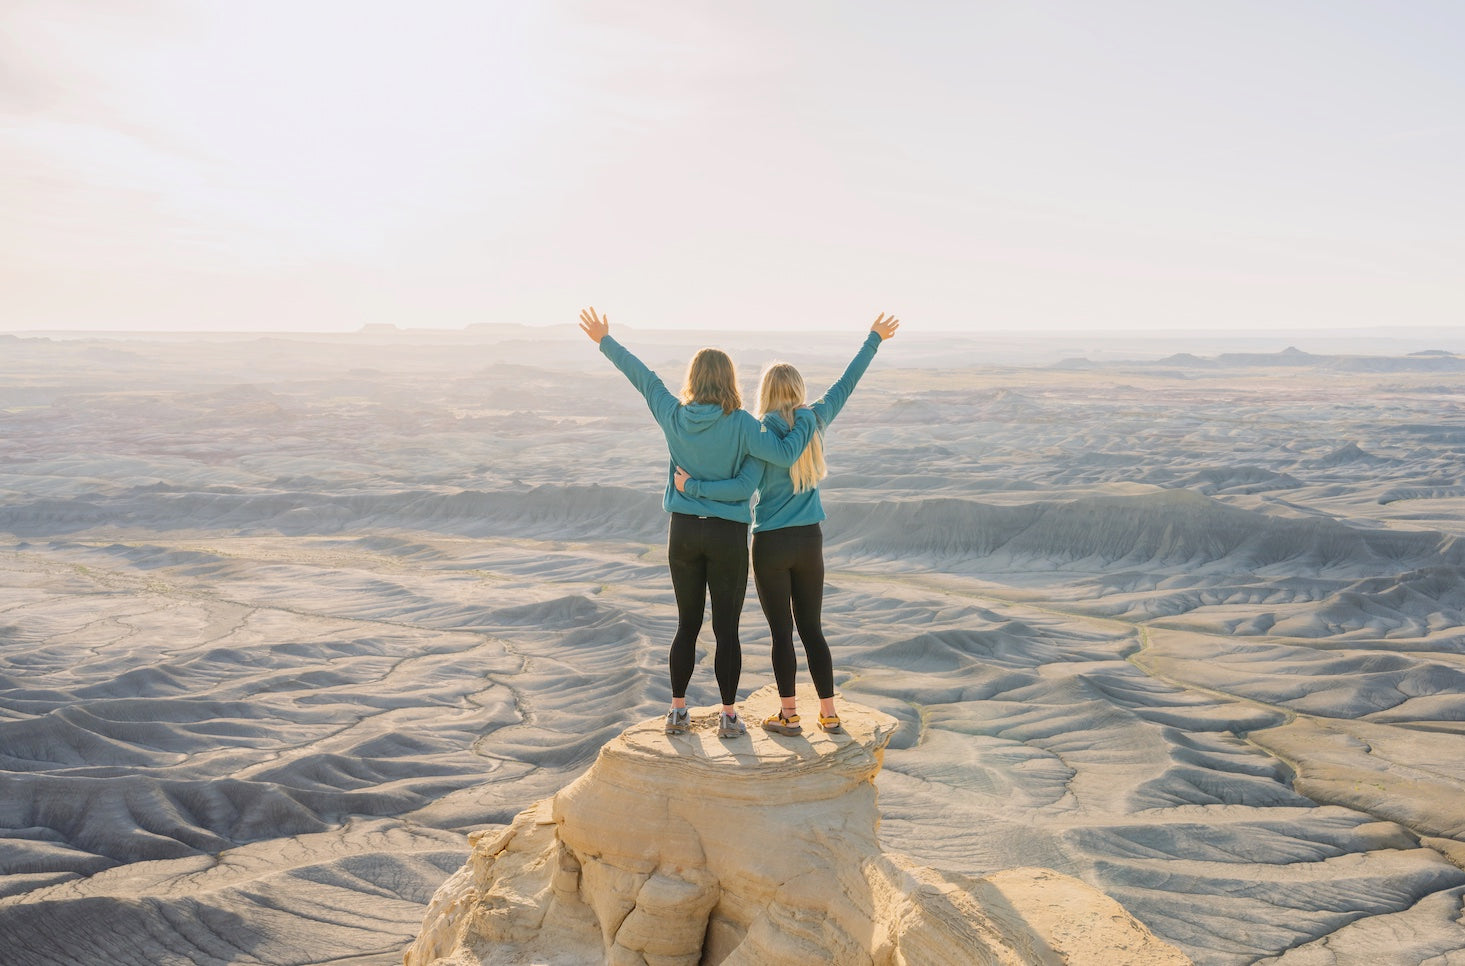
[810, 330, 881, 428]
[743, 408, 816, 467]
[599, 335, 680, 429]
[683, 457, 762, 501]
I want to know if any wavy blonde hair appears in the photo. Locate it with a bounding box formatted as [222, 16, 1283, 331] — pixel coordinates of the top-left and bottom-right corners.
[758, 363, 825, 493]
[681, 348, 741, 414]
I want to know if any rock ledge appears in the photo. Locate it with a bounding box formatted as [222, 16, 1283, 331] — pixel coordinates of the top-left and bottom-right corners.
[404, 685, 1188, 965]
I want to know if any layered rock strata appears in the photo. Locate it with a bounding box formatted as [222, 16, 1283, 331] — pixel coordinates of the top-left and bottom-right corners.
[404, 685, 1188, 965]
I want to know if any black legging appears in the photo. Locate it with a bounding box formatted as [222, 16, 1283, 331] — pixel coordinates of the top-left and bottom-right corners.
[752, 523, 834, 699]
[667, 513, 749, 706]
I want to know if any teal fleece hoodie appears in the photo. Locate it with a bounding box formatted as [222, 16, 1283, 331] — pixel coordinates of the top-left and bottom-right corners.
[599, 335, 817, 524]
[682, 330, 881, 532]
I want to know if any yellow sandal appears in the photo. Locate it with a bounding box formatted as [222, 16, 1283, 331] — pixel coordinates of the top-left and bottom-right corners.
[818, 713, 843, 734]
[762, 710, 802, 736]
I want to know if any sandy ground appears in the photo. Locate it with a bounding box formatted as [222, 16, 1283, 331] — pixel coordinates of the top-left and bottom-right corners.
[1, 326, 1464, 965]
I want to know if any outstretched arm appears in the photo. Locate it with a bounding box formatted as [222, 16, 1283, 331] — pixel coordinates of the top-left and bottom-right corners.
[810, 312, 899, 427]
[676, 458, 761, 501]
[580, 306, 679, 427]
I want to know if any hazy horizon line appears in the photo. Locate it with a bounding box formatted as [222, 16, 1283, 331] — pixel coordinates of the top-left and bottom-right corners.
[6, 321, 1463, 338]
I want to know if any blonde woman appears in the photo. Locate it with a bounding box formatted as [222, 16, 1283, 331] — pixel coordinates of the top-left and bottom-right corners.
[580, 307, 819, 739]
[675, 314, 899, 735]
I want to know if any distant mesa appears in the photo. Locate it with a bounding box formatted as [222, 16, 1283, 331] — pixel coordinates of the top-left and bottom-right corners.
[1154, 352, 1216, 367]
[404, 686, 1189, 966]
[1054, 346, 1465, 373]
[358, 323, 401, 333]
[1328, 354, 1465, 373]
[1052, 347, 1323, 370]
[1215, 346, 1319, 367]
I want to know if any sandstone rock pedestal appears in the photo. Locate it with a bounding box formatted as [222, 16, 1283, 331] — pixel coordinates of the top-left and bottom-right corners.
[404, 685, 1189, 965]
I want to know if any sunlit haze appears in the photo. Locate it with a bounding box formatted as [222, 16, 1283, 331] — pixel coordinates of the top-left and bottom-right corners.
[4, 1, 1462, 333]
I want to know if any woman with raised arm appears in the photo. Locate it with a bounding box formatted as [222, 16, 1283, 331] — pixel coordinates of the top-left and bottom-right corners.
[579, 307, 818, 740]
[675, 314, 899, 737]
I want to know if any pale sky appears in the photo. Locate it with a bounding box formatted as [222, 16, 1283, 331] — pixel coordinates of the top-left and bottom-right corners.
[3, 1, 1462, 333]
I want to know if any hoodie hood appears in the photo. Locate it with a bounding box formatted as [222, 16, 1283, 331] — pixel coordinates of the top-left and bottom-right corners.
[679, 402, 730, 431]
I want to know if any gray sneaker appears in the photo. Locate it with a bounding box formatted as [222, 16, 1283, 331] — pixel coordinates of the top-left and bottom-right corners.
[717, 712, 747, 739]
[665, 708, 690, 735]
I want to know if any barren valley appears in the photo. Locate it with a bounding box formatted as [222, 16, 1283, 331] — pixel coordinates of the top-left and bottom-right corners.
[2, 325, 1464, 965]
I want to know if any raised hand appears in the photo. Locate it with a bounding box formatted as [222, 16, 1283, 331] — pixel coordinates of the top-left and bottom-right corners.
[579, 307, 610, 343]
[870, 313, 900, 340]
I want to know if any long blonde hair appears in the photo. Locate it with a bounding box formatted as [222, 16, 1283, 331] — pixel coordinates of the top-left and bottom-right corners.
[681, 348, 741, 414]
[758, 363, 826, 493]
